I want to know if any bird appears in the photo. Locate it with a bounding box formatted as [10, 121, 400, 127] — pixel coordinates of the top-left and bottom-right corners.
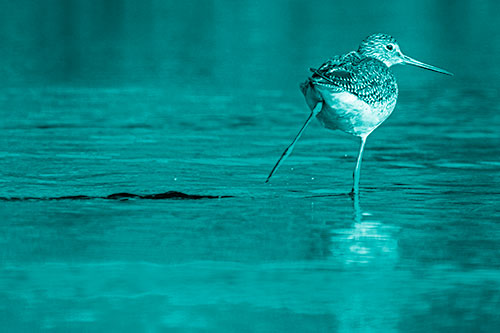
[265, 33, 452, 194]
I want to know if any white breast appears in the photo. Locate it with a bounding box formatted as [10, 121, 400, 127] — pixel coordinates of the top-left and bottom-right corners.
[305, 84, 395, 136]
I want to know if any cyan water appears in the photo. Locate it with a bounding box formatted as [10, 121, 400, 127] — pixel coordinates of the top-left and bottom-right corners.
[1, 1, 499, 332]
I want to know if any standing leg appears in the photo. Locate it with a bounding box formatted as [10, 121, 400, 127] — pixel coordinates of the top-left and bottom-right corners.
[351, 135, 368, 194]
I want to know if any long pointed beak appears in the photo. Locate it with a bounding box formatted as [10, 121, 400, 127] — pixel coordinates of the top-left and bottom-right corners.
[402, 54, 453, 76]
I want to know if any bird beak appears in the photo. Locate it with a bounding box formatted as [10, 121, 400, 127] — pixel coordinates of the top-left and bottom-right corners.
[401, 54, 453, 76]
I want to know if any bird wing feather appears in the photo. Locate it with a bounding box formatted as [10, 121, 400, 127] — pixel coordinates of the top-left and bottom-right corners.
[309, 52, 397, 106]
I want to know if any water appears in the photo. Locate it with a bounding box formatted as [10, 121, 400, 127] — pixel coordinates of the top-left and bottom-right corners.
[1, 1, 500, 332]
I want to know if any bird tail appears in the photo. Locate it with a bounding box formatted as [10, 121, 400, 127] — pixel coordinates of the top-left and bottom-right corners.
[299, 79, 309, 96]
[301, 78, 323, 112]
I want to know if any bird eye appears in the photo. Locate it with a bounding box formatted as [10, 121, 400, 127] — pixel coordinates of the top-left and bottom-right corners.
[386, 44, 394, 51]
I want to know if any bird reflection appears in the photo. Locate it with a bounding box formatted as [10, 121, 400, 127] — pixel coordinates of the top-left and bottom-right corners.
[331, 194, 399, 266]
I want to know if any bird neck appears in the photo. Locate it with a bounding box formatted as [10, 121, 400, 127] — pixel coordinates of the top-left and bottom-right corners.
[357, 51, 392, 67]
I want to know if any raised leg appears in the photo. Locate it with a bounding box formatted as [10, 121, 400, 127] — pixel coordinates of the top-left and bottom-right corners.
[351, 135, 368, 194]
[266, 102, 322, 183]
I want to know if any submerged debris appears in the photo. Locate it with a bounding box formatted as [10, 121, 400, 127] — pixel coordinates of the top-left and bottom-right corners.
[0, 191, 233, 201]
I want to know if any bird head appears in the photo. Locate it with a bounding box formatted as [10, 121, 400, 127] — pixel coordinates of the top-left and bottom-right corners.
[357, 33, 452, 75]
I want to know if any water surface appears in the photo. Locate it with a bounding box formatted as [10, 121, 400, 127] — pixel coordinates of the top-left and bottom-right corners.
[1, 1, 500, 332]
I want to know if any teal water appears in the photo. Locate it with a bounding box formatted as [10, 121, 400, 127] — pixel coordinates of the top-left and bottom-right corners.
[1, 1, 500, 332]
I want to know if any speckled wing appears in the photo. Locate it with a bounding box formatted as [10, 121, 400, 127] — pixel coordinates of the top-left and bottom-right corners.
[308, 52, 398, 107]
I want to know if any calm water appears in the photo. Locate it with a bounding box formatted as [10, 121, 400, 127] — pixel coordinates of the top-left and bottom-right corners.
[1, 1, 500, 332]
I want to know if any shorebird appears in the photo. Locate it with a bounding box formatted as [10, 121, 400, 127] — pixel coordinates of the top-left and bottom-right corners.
[265, 33, 452, 194]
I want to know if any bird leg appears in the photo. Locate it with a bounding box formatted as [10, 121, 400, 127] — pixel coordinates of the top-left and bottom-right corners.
[351, 135, 368, 194]
[266, 102, 323, 183]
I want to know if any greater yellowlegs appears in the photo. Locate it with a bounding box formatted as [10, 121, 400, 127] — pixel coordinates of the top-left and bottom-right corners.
[266, 33, 452, 193]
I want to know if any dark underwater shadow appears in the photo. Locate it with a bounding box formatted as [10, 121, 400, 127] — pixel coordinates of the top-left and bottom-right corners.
[0, 191, 234, 202]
